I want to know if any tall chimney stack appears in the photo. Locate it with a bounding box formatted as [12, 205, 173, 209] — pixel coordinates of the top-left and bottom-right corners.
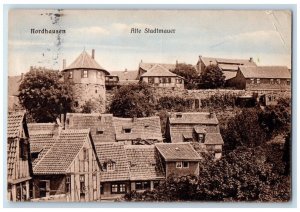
[63, 59, 66, 69]
[92, 49, 95, 59]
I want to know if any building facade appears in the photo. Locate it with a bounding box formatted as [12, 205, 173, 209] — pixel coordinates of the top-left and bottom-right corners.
[7, 111, 32, 201]
[165, 112, 224, 159]
[32, 129, 101, 202]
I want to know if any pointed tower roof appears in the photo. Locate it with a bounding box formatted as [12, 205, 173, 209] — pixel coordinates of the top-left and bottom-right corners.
[63, 50, 109, 74]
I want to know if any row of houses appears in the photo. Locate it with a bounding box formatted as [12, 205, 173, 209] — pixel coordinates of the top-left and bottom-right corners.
[7, 110, 223, 201]
[8, 51, 291, 113]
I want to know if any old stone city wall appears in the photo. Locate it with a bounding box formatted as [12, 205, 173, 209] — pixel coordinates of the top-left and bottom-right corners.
[106, 87, 291, 111]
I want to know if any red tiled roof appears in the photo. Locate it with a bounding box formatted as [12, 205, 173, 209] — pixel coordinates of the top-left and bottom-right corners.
[113, 116, 163, 141]
[239, 66, 291, 79]
[63, 50, 109, 74]
[125, 145, 165, 181]
[95, 143, 130, 182]
[7, 111, 26, 138]
[155, 143, 201, 161]
[66, 113, 116, 144]
[169, 112, 219, 125]
[199, 56, 257, 67]
[33, 129, 90, 175]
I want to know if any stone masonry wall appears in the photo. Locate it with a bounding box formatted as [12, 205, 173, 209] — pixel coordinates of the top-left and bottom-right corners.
[106, 87, 291, 111]
[73, 83, 106, 113]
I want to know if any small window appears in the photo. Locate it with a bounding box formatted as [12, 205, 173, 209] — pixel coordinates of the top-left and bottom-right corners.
[183, 162, 189, 168]
[198, 133, 204, 143]
[287, 80, 290, 85]
[124, 128, 131, 134]
[148, 77, 154, 84]
[176, 162, 182, 168]
[270, 79, 274, 84]
[135, 181, 150, 190]
[177, 78, 182, 84]
[277, 79, 281, 84]
[80, 175, 85, 194]
[74, 101, 79, 107]
[66, 176, 71, 193]
[119, 184, 126, 193]
[111, 184, 118, 193]
[95, 89, 97, 93]
[82, 70, 88, 78]
[83, 148, 88, 161]
[251, 78, 254, 84]
[97, 71, 102, 79]
[256, 78, 260, 84]
[96, 129, 104, 135]
[168, 78, 171, 83]
[68, 71, 73, 79]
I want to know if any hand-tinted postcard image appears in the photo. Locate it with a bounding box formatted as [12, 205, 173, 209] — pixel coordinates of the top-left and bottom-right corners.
[7, 9, 292, 203]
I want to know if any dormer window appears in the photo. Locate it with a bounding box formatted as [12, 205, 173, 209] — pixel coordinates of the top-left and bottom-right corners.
[96, 128, 104, 135]
[176, 114, 182, 118]
[105, 161, 116, 172]
[198, 133, 205, 143]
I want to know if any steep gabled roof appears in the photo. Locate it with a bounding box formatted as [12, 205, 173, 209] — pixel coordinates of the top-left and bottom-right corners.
[204, 133, 224, 145]
[33, 129, 90, 175]
[239, 66, 291, 79]
[95, 143, 130, 182]
[125, 145, 165, 181]
[65, 113, 116, 144]
[7, 111, 26, 138]
[63, 50, 109, 74]
[139, 62, 176, 72]
[30, 133, 56, 169]
[155, 143, 201, 162]
[113, 116, 163, 141]
[169, 112, 219, 125]
[140, 64, 180, 78]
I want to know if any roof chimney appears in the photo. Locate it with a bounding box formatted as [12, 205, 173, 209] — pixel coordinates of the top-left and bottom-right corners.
[63, 59, 66, 69]
[21, 73, 24, 80]
[92, 49, 95, 59]
[199, 55, 202, 60]
[176, 60, 178, 65]
[249, 57, 253, 62]
[124, 68, 128, 73]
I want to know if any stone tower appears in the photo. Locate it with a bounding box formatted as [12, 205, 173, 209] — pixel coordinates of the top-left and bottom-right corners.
[62, 49, 109, 113]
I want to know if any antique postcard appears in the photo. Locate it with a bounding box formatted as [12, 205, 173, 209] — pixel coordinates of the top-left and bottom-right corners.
[7, 9, 292, 204]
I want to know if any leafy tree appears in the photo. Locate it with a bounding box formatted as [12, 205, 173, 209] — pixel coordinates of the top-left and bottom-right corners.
[156, 96, 194, 112]
[123, 144, 291, 202]
[81, 99, 98, 113]
[18, 69, 73, 122]
[222, 108, 267, 152]
[258, 98, 291, 138]
[170, 63, 199, 89]
[199, 65, 225, 89]
[109, 82, 155, 118]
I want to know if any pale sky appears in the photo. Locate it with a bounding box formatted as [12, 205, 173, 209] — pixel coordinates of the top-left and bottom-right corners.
[8, 9, 292, 76]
